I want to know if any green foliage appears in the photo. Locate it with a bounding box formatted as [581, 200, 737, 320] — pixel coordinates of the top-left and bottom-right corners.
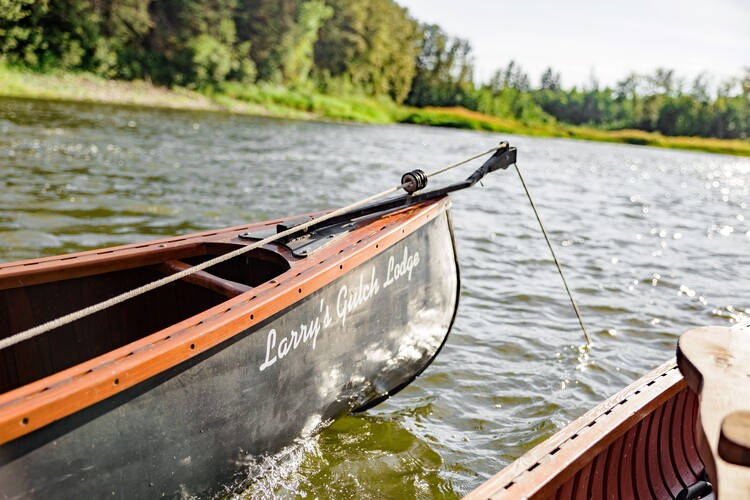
[0, 0, 36, 56]
[406, 24, 474, 108]
[234, 0, 298, 82]
[531, 69, 750, 139]
[220, 80, 397, 122]
[0, 0, 747, 141]
[187, 35, 234, 87]
[280, 0, 332, 87]
[314, 0, 419, 103]
[0, 0, 103, 70]
[93, 0, 152, 77]
[402, 110, 499, 132]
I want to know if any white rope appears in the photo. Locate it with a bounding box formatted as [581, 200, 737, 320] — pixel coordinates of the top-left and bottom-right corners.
[0, 145, 502, 351]
[426, 146, 501, 178]
[513, 163, 592, 346]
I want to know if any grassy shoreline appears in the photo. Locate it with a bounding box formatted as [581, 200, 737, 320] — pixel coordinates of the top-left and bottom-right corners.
[2, 66, 749, 157]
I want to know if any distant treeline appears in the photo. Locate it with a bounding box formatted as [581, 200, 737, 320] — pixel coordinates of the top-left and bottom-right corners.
[1, 0, 749, 139]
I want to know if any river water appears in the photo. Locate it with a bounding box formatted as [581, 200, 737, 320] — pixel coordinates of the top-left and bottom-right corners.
[2, 97, 749, 498]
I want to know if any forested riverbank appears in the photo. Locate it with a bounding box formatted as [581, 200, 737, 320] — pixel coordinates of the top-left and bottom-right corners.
[1, 0, 749, 155]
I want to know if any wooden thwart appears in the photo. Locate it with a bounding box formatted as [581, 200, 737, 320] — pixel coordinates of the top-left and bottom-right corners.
[677, 325, 750, 498]
[155, 260, 251, 298]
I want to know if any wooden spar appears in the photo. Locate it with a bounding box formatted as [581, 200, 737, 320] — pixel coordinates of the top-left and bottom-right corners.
[465, 360, 706, 499]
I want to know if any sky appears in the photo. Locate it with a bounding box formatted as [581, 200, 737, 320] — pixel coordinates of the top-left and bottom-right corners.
[396, 0, 750, 90]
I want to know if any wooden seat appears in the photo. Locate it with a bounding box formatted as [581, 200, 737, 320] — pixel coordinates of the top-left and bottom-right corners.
[155, 260, 251, 298]
[721, 410, 750, 467]
[677, 325, 750, 498]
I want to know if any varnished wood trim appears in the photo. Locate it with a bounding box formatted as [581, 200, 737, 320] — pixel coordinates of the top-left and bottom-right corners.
[465, 360, 692, 499]
[0, 198, 452, 445]
[0, 216, 294, 290]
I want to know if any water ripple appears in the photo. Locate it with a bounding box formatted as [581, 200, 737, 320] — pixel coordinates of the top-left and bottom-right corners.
[2, 97, 749, 497]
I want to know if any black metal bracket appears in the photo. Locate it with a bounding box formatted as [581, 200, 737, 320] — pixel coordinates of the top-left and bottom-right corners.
[239, 142, 516, 257]
[314, 141, 516, 224]
[239, 218, 355, 258]
[465, 141, 516, 186]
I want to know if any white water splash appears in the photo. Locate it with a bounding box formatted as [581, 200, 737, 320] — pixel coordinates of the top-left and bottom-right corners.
[221, 435, 324, 500]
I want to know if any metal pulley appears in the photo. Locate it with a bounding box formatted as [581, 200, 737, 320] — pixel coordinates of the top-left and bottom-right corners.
[401, 169, 428, 194]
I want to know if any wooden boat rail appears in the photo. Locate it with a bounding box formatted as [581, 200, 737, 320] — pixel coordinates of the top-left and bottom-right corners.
[0, 231, 275, 292]
[0, 198, 451, 445]
[466, 360, 706, 499]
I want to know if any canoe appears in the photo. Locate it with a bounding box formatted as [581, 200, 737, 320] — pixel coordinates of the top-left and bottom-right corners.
[465, 359, 710, 499]
[0, 144, 517, 498]
[0, 198, 459, 497]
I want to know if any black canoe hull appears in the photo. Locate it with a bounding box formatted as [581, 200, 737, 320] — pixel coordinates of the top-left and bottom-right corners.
[0, 211, 459, 498]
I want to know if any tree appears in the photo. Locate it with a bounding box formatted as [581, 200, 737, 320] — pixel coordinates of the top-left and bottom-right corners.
[142, 0, 251, 87]
[406, 24, 475, 107]
[479, 61, 548, 122]
[280, 0, 332, 86]
[650, 67, 677, 96]
[234, 0, 298, 82]
[89, 0, 152, 77]
[0, 0, 38, 58]
[741, 67, 750, 100]
[0, 0, 103, 70]
[540, 67, 561, 91]
[488, 60, 530, 92]
[313, 0, 419, 102]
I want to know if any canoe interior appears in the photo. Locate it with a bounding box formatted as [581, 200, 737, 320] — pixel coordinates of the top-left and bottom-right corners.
[0, 243, 289, 393]
[466, 360, 708, 500]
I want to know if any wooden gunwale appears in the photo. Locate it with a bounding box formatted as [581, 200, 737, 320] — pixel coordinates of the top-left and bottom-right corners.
[465, 359, 689, 499]
[0, 221, 286, 291]
[0, 197, 451, 445]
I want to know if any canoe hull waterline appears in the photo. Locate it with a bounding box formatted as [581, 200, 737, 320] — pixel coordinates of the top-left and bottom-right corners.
[0, 197, 459, 498]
